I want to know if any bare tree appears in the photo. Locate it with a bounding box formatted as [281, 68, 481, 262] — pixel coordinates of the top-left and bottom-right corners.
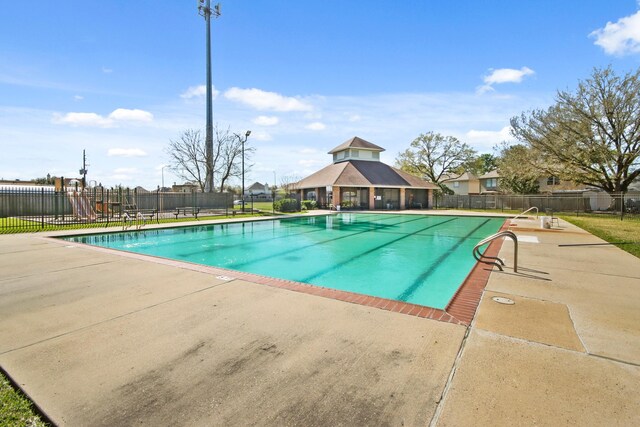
[279, 175, 301, 197]
[216, 130, 255, 193]
[511, 66, 640, 193]
[166, 125, 253, 192]
[166, 129, 209, 191]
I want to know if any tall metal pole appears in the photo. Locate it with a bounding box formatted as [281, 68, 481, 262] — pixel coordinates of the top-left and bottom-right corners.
[241, 130, 251, 212]
[198, 1, 220, 192]
[79, 149, 88, 189]
[242, 136, 245, 212]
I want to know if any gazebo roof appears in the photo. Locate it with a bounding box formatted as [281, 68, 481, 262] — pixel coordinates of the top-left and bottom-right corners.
[327, 136, 385, 154]
[296, 160, 438, 190]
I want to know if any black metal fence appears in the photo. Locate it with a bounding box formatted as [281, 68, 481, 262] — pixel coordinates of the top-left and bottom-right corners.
[0, 186, 236, 233]
[435, 192, 640, 221]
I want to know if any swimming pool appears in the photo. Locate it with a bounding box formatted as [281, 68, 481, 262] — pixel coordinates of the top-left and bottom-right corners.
[63, 213, 504, 309]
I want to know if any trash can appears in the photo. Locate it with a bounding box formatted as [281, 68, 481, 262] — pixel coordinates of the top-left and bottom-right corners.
[540, 216, 551, 229]
[336, 205, 341, 211]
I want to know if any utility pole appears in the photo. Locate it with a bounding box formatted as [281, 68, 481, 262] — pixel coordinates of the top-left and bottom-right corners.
[79, 149, 88, 189]
[198, 0, 221, 192]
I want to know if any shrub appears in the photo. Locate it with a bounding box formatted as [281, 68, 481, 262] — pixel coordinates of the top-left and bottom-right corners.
[301, 200, 317, 210]
[274, 198, 299, 212]
[340, 200, 353, 208]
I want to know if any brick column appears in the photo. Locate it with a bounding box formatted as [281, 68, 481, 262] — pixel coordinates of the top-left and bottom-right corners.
[332, 186, 340, 208]
[368, 187, 375, 210]
[400, 188, 406, 210]
[428, 189, 433, 209]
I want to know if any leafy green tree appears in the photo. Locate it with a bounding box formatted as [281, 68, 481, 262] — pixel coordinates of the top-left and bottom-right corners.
[511, 66, 640, 194]
[496, 144, 540, 194]
[396, 132, 476, 191]
[457, 153, 498, 176]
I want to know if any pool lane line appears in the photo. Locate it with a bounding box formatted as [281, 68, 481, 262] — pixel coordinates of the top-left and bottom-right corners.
[158, 213, 408, 258]
[81, 213, 406, 256]
[299, 217, 460, 284]
[357, 218, 504, 239]
[226, 214, 439, 270]
[74, 213, 426, 264]
[395, 218, 493, 302]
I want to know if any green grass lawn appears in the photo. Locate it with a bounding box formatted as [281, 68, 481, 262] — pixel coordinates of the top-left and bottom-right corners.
[0, 371, 48, 426]
[560, 214, 640, 259]
[0, 210, 282, 235]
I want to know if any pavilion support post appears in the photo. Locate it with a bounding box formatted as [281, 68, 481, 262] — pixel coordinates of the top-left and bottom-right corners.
[332, 186, 340, 209]
[369, 187, 375, 210]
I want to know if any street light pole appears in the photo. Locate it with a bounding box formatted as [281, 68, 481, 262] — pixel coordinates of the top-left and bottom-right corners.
[198, 0, 221, 192]
[161, 165, 167, 190]
[242, 130, 251, 212]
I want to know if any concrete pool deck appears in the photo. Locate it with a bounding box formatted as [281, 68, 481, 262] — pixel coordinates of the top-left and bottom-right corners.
[0, 212, 638, 425]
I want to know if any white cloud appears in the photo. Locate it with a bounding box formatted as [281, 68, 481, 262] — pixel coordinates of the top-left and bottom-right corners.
[52, 108, 153, 127]
[305, 122, 326, 131]
[108, 108, 153, 122]
[347, 114, 361, 122]
[465, 126, 513, 149]
[253, 115, 279, 126]
[52, 112, 113, 127]
[484, 67, 535, 85]
[107, 148, 148, 157]
[477, 67, 535, 95]
[590, 10, 640, 56]
[475, 84, 495, 95]
[102, 67, 113, 74]
[74, 95, 84, 101]
[224, 87, 313, 112]
[180, 84, 219, 99]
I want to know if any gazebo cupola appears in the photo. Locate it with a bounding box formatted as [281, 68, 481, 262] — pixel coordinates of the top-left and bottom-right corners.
[328, 136, 385, 164]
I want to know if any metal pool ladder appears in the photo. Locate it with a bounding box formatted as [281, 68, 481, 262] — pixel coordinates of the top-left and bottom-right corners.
[511, 206, 538, 221]
[473, 231, 518, 273]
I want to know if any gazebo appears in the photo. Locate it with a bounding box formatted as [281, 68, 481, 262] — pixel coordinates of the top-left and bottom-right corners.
[296, 136, 438, 210]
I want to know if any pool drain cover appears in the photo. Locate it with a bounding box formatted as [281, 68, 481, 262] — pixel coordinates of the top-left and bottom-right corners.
[492, 296, 515, 305]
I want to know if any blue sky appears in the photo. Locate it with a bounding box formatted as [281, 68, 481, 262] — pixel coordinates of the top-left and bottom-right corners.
[1, 0, 640, 189]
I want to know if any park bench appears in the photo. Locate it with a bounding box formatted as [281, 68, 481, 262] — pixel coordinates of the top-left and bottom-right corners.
[174, 206, 200, 219]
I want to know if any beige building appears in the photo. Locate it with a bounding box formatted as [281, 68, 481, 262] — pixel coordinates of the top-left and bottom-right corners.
[296, 137, 438, 210]
[443, 169, 588, 195]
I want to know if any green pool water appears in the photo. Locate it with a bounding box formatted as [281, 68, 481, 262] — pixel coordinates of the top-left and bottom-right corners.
[63, 213, 504, 309]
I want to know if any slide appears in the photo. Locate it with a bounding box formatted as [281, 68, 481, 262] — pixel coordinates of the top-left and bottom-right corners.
[67, 191, 97, 221]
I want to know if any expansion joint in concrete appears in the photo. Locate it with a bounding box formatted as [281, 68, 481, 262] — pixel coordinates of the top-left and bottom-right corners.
[428, 325, 471, 427]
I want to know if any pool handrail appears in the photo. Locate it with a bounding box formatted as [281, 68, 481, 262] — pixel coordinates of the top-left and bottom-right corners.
[473, 230, 518, 273]
[511, 206, 539, 222]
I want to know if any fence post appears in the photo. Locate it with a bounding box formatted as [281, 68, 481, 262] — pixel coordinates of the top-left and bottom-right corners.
[620, 192, 625, 221]
[40, 187, 45, 229]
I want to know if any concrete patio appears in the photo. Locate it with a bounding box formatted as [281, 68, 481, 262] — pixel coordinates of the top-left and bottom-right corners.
[0, 213, 638, 425]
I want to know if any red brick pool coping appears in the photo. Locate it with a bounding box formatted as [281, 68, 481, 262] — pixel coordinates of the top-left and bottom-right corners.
[224, 220, 510, 326]
[58, 219, 509, 326]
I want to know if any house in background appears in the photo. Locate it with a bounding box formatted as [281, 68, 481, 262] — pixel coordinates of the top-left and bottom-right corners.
[442, 172, 480, 195]
[443, 169, 590, 195]
[172, 182, 200, 193]
[296, 136, 438, 209]
[479, 170, 500, 193]
[245, 182, 271, 198]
